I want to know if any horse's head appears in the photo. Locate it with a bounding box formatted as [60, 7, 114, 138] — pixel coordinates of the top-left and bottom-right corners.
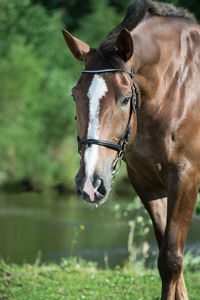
[62, 28, 138, 205]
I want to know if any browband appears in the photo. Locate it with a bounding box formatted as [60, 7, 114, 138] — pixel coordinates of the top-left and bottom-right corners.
[82, 69, 134, 78]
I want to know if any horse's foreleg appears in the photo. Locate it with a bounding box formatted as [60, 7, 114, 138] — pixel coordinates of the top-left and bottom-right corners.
[127, 166, 189, 300]
[127, 166, 193, 299]
[143, 198, 188, 300]
[175, 273, 188, 300]
[158, 167, 198, 300]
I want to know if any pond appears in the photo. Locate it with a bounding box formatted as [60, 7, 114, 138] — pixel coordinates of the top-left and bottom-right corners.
[0, 191, 199, 268]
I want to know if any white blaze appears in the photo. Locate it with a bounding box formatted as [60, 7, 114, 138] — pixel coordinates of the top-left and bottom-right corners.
[84, 74, 108, 178]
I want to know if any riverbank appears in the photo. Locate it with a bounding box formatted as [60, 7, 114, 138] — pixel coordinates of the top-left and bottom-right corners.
[0, 259, 200, 300]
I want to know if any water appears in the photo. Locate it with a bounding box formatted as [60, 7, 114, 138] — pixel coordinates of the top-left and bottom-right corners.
[0, 192, 130, 267]
[0, 192, 199, 268]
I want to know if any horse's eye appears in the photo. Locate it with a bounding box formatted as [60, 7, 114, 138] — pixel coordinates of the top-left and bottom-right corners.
[121, 96, 130, 106]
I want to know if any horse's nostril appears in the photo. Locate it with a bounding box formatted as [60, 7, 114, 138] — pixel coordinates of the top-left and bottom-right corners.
[94, 179, 101, 191]
[96, 179, 107, 198]
[76, 175, 107, 203]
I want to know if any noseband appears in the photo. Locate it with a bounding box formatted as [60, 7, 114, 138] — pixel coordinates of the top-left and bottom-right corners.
[77, 68, 139, 176]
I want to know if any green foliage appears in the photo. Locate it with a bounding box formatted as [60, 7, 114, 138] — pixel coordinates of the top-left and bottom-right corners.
[176, 0, 200, 20]
[0, 0, 200, 192]
[0, 0, 79, 188]
[184, 249, 200, 271]
[195, 193, 200, 215]
[77, 0, 121, 47]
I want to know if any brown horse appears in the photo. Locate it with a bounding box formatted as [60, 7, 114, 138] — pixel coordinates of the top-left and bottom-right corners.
[62, 0, 200, 299]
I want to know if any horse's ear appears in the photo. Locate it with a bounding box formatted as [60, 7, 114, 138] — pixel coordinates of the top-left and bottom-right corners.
[62, 28, 90, 62]
[116, 28, 133, 62]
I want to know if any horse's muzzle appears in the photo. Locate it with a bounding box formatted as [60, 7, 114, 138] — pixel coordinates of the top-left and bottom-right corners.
[75, 173, 108, 204]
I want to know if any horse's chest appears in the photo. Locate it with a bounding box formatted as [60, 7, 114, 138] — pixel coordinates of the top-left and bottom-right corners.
[125, 132, 169, 189]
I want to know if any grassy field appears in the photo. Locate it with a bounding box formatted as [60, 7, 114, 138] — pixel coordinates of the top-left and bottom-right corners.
[0, 259, 200, 300]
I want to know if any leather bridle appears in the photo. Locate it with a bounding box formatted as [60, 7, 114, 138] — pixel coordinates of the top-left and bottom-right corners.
[77, 68, 139, 177]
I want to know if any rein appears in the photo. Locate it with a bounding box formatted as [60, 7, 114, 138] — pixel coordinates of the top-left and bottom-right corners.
[77, 68, 139, 177]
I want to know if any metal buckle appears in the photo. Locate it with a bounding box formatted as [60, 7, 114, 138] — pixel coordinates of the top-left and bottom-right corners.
[111, 150, 124, 179]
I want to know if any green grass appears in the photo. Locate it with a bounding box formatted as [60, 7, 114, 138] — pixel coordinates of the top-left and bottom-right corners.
[0, 259, 200, 300]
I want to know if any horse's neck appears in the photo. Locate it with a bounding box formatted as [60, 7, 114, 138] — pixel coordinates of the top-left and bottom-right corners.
[130, 16, 200, 143]
[132, 17, 198, 105]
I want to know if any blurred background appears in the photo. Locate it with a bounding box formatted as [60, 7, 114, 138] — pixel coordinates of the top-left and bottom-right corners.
[0, 0, 200, 269]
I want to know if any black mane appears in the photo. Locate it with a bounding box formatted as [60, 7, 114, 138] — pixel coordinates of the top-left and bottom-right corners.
[99, 0, 196, 55]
